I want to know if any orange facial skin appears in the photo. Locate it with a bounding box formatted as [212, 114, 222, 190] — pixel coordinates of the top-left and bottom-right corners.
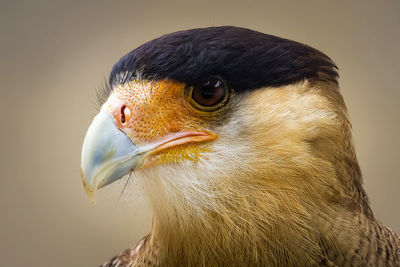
[103, 79, 217, 167]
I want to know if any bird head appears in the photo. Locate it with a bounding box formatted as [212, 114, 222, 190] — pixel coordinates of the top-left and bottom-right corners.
[81, 27, 370, 235]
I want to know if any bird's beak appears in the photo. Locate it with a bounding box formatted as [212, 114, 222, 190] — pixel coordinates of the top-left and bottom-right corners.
[81, 80, 218, 202]
[80, 111, 149, 203]
[81, 109, 216, 203]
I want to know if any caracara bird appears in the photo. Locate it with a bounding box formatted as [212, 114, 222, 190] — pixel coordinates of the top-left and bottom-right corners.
[80, 26, 400, 266]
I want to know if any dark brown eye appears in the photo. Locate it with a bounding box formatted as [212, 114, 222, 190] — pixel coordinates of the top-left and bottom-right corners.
[192, 77, 227, 107]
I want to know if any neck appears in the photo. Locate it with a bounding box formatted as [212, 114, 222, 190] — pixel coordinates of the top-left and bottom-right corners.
[139, 159, 368, 266]
[148, 191, 323, 266]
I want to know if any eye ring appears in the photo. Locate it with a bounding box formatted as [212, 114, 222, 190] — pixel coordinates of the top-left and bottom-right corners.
[187, 77, 231, 112]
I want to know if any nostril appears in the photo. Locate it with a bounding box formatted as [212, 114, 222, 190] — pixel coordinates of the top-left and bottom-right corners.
[120, 105, 126, 124]
[120, 105, 131, 124]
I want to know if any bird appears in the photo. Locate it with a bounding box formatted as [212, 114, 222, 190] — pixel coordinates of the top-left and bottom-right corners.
[80, 26, 400, 266]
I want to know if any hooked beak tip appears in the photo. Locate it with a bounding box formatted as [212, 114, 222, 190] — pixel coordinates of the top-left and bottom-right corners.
[80, 168, 96, 203]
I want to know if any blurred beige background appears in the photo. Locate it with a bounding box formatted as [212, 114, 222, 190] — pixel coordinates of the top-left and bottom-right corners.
[0, 0, 399, 266]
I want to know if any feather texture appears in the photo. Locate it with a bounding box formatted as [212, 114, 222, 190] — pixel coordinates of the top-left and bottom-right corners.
[96, 27, 400, 266]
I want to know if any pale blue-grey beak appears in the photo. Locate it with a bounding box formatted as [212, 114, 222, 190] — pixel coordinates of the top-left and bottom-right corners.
[80, 111, 145, 202]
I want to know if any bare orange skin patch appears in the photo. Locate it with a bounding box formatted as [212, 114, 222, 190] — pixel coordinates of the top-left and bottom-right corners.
[103, 79, 217, 166]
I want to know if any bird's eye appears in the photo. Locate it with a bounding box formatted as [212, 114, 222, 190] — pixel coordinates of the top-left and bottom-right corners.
[189, 77, 230, 111]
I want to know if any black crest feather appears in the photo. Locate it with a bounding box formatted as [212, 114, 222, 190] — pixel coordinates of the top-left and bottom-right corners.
[110, 26, 338, 92]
